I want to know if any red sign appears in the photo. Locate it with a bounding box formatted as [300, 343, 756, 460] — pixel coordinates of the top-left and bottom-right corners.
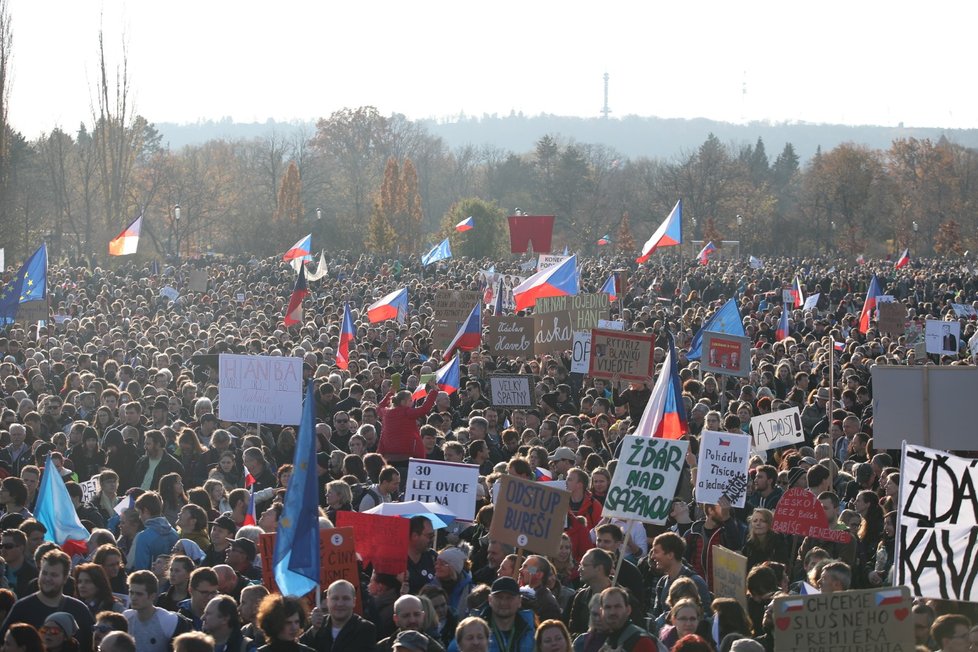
[335, 511, 410, 575]
[258, 527, 362, 612]
[773, 488, 851, 543]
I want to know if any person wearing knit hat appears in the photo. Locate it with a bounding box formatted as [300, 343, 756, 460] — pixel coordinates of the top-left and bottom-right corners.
[434, 542, 473, 618]
[41, 612, 79, 652]
[786, 466, 807, 490]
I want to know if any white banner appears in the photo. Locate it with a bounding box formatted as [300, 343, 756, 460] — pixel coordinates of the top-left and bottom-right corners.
[951, 303, 978, 318]
[602, 435, 688, 524]
[897, 443, 978, 601]
[571, 331, 591, 374]
[405, 458, 480, 521]
[218, 354, 303, 425]
[537, 254, 569, 272]
[597, 319, 625, 331]
[695, 430, 751, 508]
[80, 477, 100, 503]
[924, 319, 960, 356]
[802, 293, 820, 311]
[749, 407, 805, 452]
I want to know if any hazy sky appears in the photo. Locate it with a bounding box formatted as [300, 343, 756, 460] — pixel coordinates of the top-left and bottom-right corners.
[9, 1, 978, 139]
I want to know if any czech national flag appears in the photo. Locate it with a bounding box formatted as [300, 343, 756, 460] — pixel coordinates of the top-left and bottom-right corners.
[512, 254, 579, 311]
[697, 241, 718, 265]
[283, 264, 309, 327]
[242, 487, 257, 526]
[780, 598, 806, 613]
[283, 234, 312, 262]
[597, 234, 611, 246]
[601, 274, 617, 302]
[833, 340, 845, 352]
[455, 216, 475, 232]
[776, 307, 790, 341]
[336, 302, 355, 370]
[634, 331, 688, 439]
[875, 589, 904, 607]
[244, 463, 256, 488]
[637, 199, 682, 263]
[412, 354, 460, 400]
[792, 276, 805, 307]
[856, 253, 866, 265]
[368, 287, 408, 324]
[534, 467, 553, 481]
[108, 215, 142, 256]
[443, 302, 481, 360]
[858, 274, 883, 334]
[895, 248, 910, 269]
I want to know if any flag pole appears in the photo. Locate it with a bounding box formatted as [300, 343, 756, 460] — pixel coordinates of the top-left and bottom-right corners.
[827, 340, 834, 424]
[611, 523, 632, 587]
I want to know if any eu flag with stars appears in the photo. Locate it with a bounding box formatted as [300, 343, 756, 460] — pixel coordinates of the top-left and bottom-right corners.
[687, 297, 745, 360]
[0, 244, 47, 324]
[272, 381, 320, 596]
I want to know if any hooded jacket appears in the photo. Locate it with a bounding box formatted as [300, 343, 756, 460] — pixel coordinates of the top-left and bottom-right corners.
[128, 516, 179, 571]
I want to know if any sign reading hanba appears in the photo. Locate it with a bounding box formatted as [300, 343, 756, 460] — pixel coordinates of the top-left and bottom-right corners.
[218, 354, 303, 425]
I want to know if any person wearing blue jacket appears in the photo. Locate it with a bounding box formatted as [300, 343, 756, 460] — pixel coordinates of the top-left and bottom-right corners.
[127, 491, 179, 571]
[447, 578, 534, 652]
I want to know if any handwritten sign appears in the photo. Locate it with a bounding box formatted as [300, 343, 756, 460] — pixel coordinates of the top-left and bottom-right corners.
[700, 331, 751, 378]
[80, 477, 100, 503]
[259, 528, 362, 611]
[486, 316, 534, 357]
[405, 459, 480, 522]
[533, 311, 573, 355]
[713, 546, 747, 610]
[773, 488, 851, 544]
[897, 444, 978, 601]
[488, 374, 534, 409]
[537, 254, 570, 272]
[588, 329, 655, 383]
[335, 512, 409, 575]
[696, 430, 751, 508]
[772, 587, 913, 651]
[571, 331, 591, 374]
[488, 475, 569, 556]
[218, 354, 303, 425]
[750, 407, 804, 452]
[877, 302, 907, 335]
[536, 294, 610, 331]
[802, 293, 820, 311]
[602, 435, 688, 524]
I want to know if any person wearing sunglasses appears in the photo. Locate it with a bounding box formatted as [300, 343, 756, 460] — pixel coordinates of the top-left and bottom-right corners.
[91, 612, 128, 651]
[0, 529, 36, 599]
[40, 613, 79, 652]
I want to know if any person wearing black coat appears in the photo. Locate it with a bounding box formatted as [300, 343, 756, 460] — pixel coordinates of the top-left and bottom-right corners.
[131, 431, 185, 491]
[301, 581, 377, 652]
[101, 429, 140, 490]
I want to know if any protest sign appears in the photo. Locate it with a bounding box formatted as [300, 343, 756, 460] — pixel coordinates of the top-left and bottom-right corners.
[772, 587, 913, 651]
[571, 331, 591, 374]
[537, 254, 569, 272]
[877, 301, 907, 335]
[533, 311, 573, 355]
[80, 477, 100, 503]
[951, 302, 978, 318]
[488, 374, 534, 409]
[258, 527, 362, 611]
[925, 319, 960, 355]
[188, 269, 209, 292]
[536, 294, 610, 331]
[701, 332, 751, 378]
[695, 430, 751, 508]
[218, 354, 303, 425]
[782, 290, 795, 305]
[712, 546, 747, 610]
[773, 488, 851, 543]
[588, 329, 655, 383]
[433, 290, 482, 348]
[161, 286, 180, 302]
[597, 319, 625, 330]
[486, 316, 534, 357]
[488, 475, 569, 556]
[405, 458, 480, 522]
[749, 407, 804, 452]
[896, 443, 978, 601]
[335, 512, 409, 575]
[871, 366, 978, 448]
[802, 293, 820, 311]
[602, 435, 688, 524]
[970, 332, 978, 362]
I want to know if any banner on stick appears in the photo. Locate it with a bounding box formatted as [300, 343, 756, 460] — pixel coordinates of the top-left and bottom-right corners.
[218, 354, 302, 425]
[488, 475, 569, 556]
[405, 458, 480, 522]
[695, 430, 751, 508]
[602, 435, 688, 524]
[749, 407, 804, 452]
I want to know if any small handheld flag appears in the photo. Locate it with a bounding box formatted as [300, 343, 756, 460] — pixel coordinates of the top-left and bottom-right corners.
[0, 244, 48, 325]
[895, 248, 910, 269]
[412, 355, 460, 400]
[637, 200, 682, 263]
[776, 307, 790, 341]
[443, 302, 481, 360]
[283, 264, 309, 327]
[697, 241, 718, 265]
[422, 238, 452, 266]
[792, 276, 805, 308]
[336, 303, 355, 370]
[455, 216, 475, 232]
[601, 274, 618, 302]
[108, 215, 143, 256]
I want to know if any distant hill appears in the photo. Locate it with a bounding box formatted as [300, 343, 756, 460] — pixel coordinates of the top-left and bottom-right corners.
[154, 114, 978, 161]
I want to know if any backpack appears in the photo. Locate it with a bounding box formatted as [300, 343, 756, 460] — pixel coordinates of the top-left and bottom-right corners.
[351, 483, 383, 511]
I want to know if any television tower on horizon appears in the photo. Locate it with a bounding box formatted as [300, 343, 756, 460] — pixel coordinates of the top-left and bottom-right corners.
[601, 72, 612, 119]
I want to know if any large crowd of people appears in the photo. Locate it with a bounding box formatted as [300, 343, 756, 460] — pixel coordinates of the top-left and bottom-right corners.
[0, 249, 975, 652]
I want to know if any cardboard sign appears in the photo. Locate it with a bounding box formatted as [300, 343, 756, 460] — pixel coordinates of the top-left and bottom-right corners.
[772, 587, 913, 651]
[433, 290, 483, 349]
[405, 458, 480, 522]
[188, 269, 209, 293]
[695, 430, 751, 508]
[897, 444, 978, 601]
[486, 316, 534, 357]
[258, 528, 362, 611]
[218, 354, 303, 425]
[871, 366, 978, 448]
[750, 407, 804, 452]
[488, 374, 534, 409]
[533, 311, 574, 355]
[712, 546, 747, 610]
[877, 302, 907, 335]
[571, 331, 591, 374]
[334, 512, 409, 575]
[536, 294, 610, 331]
[588, 329, 656, 382]
[925, 319, 960, 355]
[602, 435, 688, 524]
[773, 488, 851, 544]
[700, 332, 751, 378]
[488, 474, 569, 556]
[537, 254, 569, 272]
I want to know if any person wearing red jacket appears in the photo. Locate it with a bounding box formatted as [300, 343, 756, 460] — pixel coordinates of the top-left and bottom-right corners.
[378, 387, 438, 463]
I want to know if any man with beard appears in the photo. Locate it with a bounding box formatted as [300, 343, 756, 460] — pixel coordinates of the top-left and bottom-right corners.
[0, 550, 94, 652]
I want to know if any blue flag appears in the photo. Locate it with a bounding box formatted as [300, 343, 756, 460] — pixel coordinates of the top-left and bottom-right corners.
[273, 382, 320, 596]
[0, 244, 47, 324]
[687, 297, 745, 360]
[35, 455, 90, 546]
[421, 238, 452, 266]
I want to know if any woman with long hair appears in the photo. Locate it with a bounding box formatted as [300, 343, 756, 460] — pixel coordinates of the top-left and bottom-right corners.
[73, 563, 123, 616]
[158, 473, 188, 527]
[176, 429, 209, 488]
[658, 599, 706, 649]
[202, 479, 230, 516]
[868, 511, 897, 587]
[208, 451, 243, 491]
[91, 406, 114, 436]
[855, 489, 885, 563]
[2, 624, 44, 652]
[589, 467, 611, 505]
[434, 543, 473, 619]
[60, 373, 82, 399]
[156, 555, 193, 611]
[323, 481, 353, 523]
[711, 597, 753, 643]
[551, 534, 578, 590]
[341, 454, 368, 483]
[741, 508, 790, 569]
